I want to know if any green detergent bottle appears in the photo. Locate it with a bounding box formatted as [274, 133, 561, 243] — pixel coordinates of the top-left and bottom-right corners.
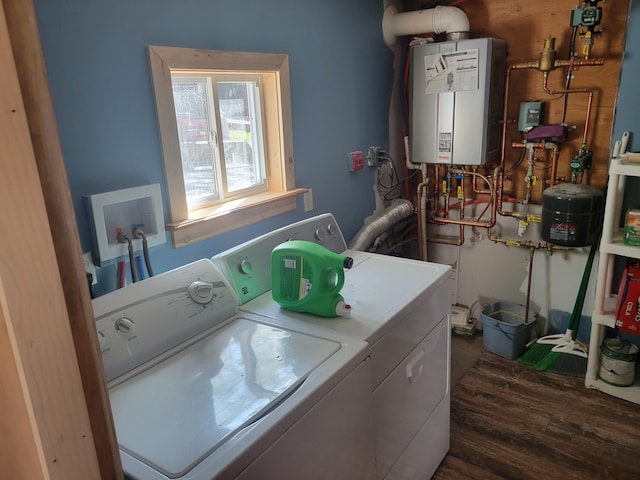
[271, 240, 353, 318]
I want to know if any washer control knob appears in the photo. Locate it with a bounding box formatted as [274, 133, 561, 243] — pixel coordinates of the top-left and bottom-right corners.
[327, 223, 337, 235]
[239, 260, 253, 274]
[314, 228, 326, 240]
[97, 330, 106, 348]
[188, 281, 215, 304]
[114, 317, 135, 335]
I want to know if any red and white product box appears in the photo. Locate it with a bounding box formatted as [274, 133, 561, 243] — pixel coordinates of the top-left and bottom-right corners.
[615, 263, 640, 335]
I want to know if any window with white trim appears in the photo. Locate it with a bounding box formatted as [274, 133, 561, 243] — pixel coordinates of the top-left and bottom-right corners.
[148, 46, 306, 247]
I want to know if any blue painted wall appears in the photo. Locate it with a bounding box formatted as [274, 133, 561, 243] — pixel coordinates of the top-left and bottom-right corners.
[613, 1, 640, 213]
[33, 0, 393, 296]
[611, 1, 640, 348]
[613, 1, 640, 151]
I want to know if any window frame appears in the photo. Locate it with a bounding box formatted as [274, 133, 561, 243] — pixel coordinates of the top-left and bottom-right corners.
[148, 46, 306, 247]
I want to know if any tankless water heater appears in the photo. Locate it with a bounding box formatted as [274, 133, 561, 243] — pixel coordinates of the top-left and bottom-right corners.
[410, 37, 507, 165]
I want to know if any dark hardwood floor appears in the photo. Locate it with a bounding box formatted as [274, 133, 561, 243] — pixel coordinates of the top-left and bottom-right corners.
[434, 351, 640, 480]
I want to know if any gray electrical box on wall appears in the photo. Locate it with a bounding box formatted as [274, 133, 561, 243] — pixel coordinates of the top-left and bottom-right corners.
[410, 37, 507, 165]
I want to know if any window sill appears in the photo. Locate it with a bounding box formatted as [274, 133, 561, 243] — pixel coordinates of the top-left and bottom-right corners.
[166, 188, 308, 247]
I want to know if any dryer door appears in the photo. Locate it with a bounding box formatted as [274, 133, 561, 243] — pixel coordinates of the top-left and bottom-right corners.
[373, 315, 450, 478]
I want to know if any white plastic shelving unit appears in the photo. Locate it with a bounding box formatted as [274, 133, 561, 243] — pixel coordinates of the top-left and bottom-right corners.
[586, 154, 640, 403]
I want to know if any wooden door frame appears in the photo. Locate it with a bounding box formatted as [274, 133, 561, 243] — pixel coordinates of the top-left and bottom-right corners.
[1, 1, 121, 478]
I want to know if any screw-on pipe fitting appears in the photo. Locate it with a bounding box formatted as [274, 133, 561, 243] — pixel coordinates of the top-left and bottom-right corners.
[538, 36, 558, 72]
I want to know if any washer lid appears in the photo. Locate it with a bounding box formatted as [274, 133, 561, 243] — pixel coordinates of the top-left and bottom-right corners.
[108, 318, 339, 478]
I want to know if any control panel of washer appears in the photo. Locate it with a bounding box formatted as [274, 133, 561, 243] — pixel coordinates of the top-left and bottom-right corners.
[212, 213, 347, 304]
[92, 259, 238, 382]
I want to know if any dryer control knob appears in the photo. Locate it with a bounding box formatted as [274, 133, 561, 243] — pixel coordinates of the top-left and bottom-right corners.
[97, 330, 106, 348]
[114, 317, 135, 335]
[239, 260, 253, 274]
[314, 228, 326, 240]
[327, 223, 337, 235]
[188, 281, 215, 304]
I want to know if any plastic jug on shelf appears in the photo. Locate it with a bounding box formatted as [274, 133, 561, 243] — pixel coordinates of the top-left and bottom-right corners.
[271, 240, 353, 318]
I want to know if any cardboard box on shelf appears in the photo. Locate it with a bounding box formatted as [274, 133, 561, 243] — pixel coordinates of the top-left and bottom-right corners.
[616, 262, 640, 335]
[624, 209, 640, 246]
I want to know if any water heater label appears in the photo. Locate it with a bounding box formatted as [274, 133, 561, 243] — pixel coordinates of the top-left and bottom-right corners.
[438, 132, 452, 160]
[423, 49, 479, 95]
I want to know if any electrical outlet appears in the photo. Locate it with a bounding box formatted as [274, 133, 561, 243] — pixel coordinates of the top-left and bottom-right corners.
[348, 151, 365, 172]
[83, 252, 98, 285]
[303, 189, 313, 212]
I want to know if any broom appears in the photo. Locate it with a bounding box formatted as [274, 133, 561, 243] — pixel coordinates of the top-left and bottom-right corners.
[537, 334, 588, 376]
[533, 239, 597, 376]
[518, 310, 576, 366]
[518, 244, 595, 366]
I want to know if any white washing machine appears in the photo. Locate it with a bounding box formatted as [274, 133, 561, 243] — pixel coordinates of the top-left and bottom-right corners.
[213, 214, 452, 479]
[93, 258, 377, 480]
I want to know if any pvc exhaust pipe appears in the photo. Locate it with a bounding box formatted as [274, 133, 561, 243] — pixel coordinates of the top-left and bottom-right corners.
[383, 5, 470, 46]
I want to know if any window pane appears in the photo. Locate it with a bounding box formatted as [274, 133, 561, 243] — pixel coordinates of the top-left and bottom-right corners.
[217, 81, 265, 193]
[172, 78, 219, 207]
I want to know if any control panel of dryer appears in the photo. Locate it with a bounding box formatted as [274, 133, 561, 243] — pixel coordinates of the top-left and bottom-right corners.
[92, 259, 238, 383]
[212, 213, 347, 304]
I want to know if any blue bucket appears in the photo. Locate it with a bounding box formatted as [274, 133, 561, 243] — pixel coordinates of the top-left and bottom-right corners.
[481, 302, 537, 360]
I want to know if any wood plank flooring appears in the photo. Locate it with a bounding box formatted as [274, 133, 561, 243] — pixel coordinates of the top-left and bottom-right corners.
[433, 351, 640, 480]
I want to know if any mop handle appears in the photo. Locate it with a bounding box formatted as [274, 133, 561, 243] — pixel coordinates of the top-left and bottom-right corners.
[568, 240, 598, 339]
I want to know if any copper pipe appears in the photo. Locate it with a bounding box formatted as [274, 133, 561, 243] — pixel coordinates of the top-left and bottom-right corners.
[511, 142, 546, 149]
[500, 62, 542, 164]
[496, 57, 603, 219]
[431, 169, 496, 228]
[547, 142, 560, 186]
[459, 172, 466, 220]
[471, 167, 492, 194]
[433, 216, 495, 228]
[444, 191, 451, 218]
[497, 64, 530, 219]
[511, 141, 561, 187]
[495, 164, 524, 219]
[485, 236, 569, 251]
[556, 57, 604, 69]
[498, 66, 546, 218]
[542, 72, 594, 146]
[433, 164, 441, 213]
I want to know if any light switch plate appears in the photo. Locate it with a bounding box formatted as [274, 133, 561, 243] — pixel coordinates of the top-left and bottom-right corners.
[303, 189, 313, 212]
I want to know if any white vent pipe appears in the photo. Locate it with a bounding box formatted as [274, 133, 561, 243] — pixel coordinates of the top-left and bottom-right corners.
[382, 5, 470, 46]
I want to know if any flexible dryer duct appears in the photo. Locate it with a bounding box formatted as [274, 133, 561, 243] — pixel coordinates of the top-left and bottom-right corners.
[349, 199, 414, 251]
[382, 5, 470, 46]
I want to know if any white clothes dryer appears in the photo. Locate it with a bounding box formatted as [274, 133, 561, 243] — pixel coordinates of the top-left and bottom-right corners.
[213, 214, 452, 479]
